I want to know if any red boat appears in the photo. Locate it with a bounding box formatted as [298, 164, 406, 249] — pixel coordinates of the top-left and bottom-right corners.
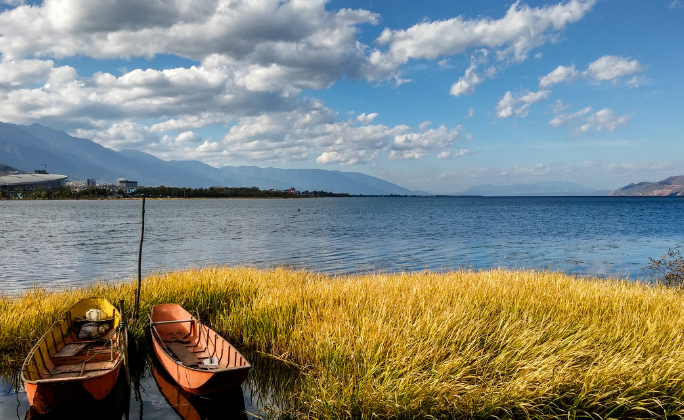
[21, 297, 127, 414]
[149, 304, 250, 394]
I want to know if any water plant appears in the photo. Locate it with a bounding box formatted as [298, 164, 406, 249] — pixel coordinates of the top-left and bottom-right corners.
[3, 267, 684, 418]
[644, 248, 684, 288]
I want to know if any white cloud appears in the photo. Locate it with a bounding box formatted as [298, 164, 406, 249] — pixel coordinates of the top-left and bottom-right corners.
[538, 65, 580, 87]
[539, 55, 647, 88]
[496, 90, 551, 118]
[503, 163, 551, 176]
[450, 61, 484, 97]
[549, 106, 632, 135]
[175, 131, 203, 143]
[584, 55, 647, 82]
[366, 0, 595, 83]
[150, 113, 229, 133]
[626, 75, 644, 88]
[669, 0, 682, 9]
[390, 125, 461, 160]
[549, 106, 592, 127]
[0, 59, 55, 88]
[418, 121, 431, 131]
[550, 100, 571, 114]
[75, 121, 159, 150]
[356, 112, 378, 125]
[438, 149, 474, 159]
[466, 108, 474, 118]
[0, 0, 380, 95]
[584, 108, 632, 132]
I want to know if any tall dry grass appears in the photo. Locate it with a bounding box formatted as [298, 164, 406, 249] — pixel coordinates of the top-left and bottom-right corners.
[3, 267, 684, 418]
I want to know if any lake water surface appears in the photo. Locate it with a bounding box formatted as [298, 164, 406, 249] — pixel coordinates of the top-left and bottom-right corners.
[1, 196, 683, 294]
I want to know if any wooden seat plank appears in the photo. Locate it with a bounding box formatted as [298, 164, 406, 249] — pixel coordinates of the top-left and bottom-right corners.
[53, 343, 87, 358]
[51, 361, 117, 375]
[168, 342, 201, 366]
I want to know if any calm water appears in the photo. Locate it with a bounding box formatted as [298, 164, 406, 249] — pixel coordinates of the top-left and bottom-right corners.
[1, 196, 684, 294]
[1, 196, 684, 418]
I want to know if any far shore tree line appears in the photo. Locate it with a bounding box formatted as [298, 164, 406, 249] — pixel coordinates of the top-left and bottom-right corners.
[0, 185, 351, 200]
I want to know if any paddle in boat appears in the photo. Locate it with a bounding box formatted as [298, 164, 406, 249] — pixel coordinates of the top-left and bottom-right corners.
[21, 297, 128, 414]
[149, 303, 251, 394]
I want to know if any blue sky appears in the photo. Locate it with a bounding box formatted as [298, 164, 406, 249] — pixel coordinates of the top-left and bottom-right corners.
[0, 0, 681, 193]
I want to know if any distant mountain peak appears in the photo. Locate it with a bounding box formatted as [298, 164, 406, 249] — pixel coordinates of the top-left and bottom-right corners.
[611, 176, 684, 196]
[459, 181, 611, 196]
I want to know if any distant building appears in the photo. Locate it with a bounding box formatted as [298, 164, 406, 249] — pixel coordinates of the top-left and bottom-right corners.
[0, 173, 68, 190]
[86, 178, 97, 187]
[117, 178, 138, 189]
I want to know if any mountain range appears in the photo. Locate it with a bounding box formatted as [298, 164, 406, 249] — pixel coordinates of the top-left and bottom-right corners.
[611, 176, 684, 196]
[457, 181, 612, 196]
[0, 122, 417, 195]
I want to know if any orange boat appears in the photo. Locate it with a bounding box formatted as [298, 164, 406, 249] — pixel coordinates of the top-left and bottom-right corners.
[21, 297, 128, 414]
[149, 303, 250, 394]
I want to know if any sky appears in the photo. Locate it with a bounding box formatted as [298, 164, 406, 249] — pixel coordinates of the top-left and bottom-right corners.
[0, 0, 682, 194]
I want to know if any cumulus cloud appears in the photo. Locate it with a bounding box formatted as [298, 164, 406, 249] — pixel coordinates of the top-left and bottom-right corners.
[549, 106, 632, 135]
[496, 90, 551, 118]
[0, 0, 380, 95]
[356, 112, 378, 125]
[539, 55, 647, 87]
[183, 102, 461, 165]
[75, 121, 159, 150]
[539, 65, 580, 87]
[549, 106, 592, 127]
[390, 125, 462, 160]
[582, 108, 632, 132]
[0, 59, 55, 88]
[366, 0, 595, 83]
[449, 63, 484, 97]
[438, 149, 474, 159]
[584, 55, 647, 82]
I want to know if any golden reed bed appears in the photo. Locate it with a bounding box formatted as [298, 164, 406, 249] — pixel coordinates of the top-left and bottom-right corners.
[3, 267, 684, 418]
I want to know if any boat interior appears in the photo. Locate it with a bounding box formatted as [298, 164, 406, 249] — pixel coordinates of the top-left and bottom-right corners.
[150, 305, 249, 371]
[22, 298, 122, 382]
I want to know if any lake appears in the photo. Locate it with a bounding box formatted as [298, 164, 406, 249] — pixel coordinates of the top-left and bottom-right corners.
[1, 196, 683, 294]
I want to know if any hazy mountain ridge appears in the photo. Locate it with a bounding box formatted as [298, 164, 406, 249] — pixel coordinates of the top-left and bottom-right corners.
[0, 122, 418, 195]
[459, 181, 611, 196]
[611, 176, 684, 196]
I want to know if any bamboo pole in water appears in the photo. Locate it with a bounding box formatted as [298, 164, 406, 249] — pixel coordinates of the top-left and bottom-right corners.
[134, 196, 145, 318]
[118, 299, 130, 384]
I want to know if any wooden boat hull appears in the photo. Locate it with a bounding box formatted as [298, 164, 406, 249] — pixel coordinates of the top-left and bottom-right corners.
[150, 304, 250, 394]
[24, 364, 121, 414]
[21, 297, 127, 414]
[24, 363, 130, 420]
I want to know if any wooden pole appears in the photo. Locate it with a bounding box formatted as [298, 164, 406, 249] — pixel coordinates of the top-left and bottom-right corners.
[134, 196, 145, 318]
[119, 300, 130, 384]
